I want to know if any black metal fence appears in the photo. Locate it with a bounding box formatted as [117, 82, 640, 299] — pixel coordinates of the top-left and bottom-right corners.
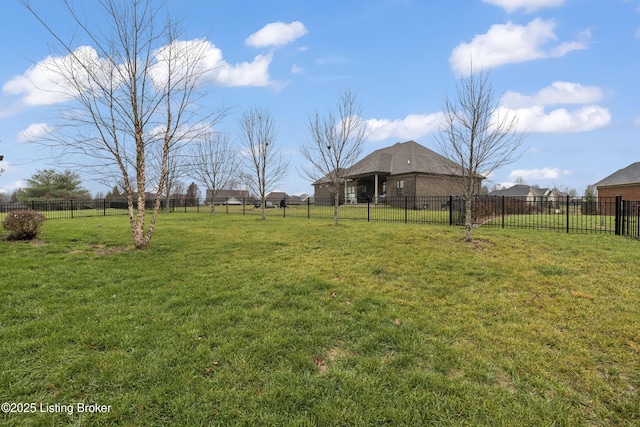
[1, 195, 639, 239]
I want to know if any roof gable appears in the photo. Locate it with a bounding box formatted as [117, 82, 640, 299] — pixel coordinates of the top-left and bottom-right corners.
[595, 162, 640, 187]
[347, 140, 462, 177]
[489, 184, 534, 197]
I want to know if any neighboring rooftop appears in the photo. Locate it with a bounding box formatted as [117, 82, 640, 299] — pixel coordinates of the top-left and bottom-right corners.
[346, 140, 462, 178]
[594, 162, 640, 187]
[488, 184, 535, 197]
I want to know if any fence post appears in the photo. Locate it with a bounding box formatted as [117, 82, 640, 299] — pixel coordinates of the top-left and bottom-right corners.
[501, 196, 505, 228]
[449, 196, 453, 226]
[225, 197, 229, 214]
[307, 197, 310, 219]
[103, 198, 106, 216]
[622, 200, 627, 236]
[283, 196, 286, 218]
[615, 195, 622, 236]
[367, 198, 370, 222]
[404, 196, 408, 223]
[566, 195, 570, 233]
[636, 201, 640, 238]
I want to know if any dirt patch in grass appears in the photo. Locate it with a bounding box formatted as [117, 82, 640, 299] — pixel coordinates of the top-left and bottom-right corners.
[315, 346, 350, 374]
[67, 244, 130, 256]
[0, 236, 47, 246]
[92, 244, 129, 256]
[465, 238, 496, 250]
[495, 372, 517, 394]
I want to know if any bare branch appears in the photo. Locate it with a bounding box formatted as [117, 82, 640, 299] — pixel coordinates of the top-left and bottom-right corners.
[238, 107, 289, 221]
[19, 0, 227, 248]
[186, 132, 238, 214]
[435, 66, 525, 241]
[300, 88, 370, 224]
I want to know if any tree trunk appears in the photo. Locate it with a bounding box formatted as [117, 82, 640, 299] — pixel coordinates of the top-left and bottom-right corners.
[128, 193, 148, 250]
[164, 186, 171, 214]
[465, 196, 472, 242]
[333, 192, 339, 225]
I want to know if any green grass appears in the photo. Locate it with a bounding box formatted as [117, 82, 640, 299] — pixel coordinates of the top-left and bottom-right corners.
[1, 215, 639, 426]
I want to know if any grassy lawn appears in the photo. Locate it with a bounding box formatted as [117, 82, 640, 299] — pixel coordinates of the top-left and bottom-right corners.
[1, 214, 639, 426]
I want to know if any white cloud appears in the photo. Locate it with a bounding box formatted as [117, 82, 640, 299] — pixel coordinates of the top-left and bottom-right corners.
[245, 21, 308, 48]
[211, 53, 273, 87]
[364, 112, 445, 142]
[509, 167, 571, 181]
[450, 19, 589, 76]
[2, 46, 114, 106]
[497, 105, 611, 133]
[5, 40, 275, 107]
[635, 27, 640, 38]
[501, 81, 604, 108]
[151, 39, 273, 88]
[482, 0, 565, 13]
[633, 117, 640, 126]
[291, 64, 303, 74]
[17, 123, 54, 142]
[497, 81, 611, 133]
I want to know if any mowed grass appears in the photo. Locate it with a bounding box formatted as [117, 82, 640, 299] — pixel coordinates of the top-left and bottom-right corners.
[1, 214, 639, 426]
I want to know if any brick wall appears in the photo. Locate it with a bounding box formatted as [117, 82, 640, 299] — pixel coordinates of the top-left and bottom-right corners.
[597, 185, 640, 200]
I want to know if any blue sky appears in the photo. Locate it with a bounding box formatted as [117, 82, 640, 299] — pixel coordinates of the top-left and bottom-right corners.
[1, 0, 639, 197]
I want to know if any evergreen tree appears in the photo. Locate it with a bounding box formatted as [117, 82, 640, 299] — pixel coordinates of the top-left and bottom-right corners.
[185, 182, 201, 207]
[20, 169, 90, 200]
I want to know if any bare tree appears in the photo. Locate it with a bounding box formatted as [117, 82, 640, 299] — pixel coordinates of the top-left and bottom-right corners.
[300, 89, 369, 225]
[151, 150, 188, 214]
[435, 67, 524, 242]
[238, 107, 288, 221]
[187, 132, 238, 214]
[20, 0, 225, 249]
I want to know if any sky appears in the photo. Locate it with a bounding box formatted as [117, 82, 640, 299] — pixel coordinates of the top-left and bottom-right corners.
[1, 0, 639, 197]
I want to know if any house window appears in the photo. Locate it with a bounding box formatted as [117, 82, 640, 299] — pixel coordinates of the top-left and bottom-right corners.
[396, 180, 404, 196]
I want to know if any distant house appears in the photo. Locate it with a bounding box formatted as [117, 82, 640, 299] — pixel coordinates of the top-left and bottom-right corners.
[594, 162, 640, 200]
[285, 195, 305, 206]
[265, 191, 289, 207]
[206, 189, 253, 205]
[488, 185, 565, 205]
[312, 140, 483, 204]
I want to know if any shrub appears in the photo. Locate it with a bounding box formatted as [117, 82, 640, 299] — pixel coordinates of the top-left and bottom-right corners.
[2, 210, 46, 240]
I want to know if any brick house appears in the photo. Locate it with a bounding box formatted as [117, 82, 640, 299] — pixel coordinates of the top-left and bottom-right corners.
[488, 185, 566, 205]
[594, 162, 640, 200]
[313, 140, 483, 204]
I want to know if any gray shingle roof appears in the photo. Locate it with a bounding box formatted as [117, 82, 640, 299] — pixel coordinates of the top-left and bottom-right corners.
[488, 184, 533, 197]
[595, 162, 640, 187]
[347, 140, 461, 178]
